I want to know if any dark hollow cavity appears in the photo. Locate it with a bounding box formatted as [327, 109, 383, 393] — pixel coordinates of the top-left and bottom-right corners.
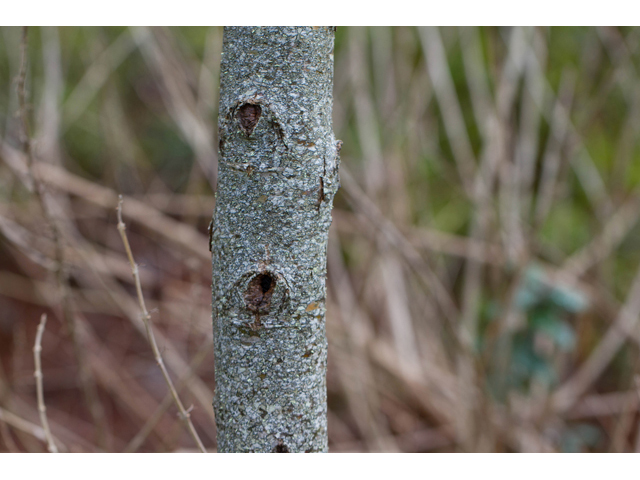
[237, 103, 261, 135]
[244, 273, 275, 314]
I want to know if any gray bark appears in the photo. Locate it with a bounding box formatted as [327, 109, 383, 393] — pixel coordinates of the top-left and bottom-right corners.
[211, 27, 339, 453]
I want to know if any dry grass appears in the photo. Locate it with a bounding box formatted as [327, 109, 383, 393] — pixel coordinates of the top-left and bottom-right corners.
[0, 26, 639, 452]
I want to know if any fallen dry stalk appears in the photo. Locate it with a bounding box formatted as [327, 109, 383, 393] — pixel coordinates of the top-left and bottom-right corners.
[116, 196, 206, 453]
[33, 314, 58, 453]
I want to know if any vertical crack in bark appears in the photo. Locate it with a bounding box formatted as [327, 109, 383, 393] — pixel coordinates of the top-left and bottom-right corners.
[316, 176, 325, 212]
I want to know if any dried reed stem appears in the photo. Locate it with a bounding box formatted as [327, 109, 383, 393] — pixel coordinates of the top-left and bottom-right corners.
[116, 196, 206, 453]
[16, 26, 108, 449]
[33, 314, 58, 453]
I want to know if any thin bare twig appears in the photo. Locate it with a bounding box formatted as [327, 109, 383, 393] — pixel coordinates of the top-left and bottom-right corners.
[0, 406, 62, 450]
[33, 314, 57, 453]
[634, 376, 640, 452]
[116, 196, 206, 453]
[16, 26, 108, 449]
[124, 338, 212, 453]
[2, 140, 216, 430]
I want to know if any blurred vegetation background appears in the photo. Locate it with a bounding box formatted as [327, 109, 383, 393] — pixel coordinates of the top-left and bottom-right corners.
[1, 26, 640, 452]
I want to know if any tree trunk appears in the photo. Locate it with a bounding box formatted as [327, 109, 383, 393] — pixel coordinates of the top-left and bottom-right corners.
[211, 26, 338, 453]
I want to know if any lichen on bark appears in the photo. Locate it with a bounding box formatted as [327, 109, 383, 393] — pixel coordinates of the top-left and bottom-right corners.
[211, 26, 339, 453]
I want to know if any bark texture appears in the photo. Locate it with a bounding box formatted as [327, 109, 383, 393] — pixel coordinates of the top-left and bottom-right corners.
[212, 26, 338, 453]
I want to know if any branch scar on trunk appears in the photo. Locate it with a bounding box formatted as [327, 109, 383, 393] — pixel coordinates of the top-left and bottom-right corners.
[244, 272, 275, 329]
[237, 103, 262, 136]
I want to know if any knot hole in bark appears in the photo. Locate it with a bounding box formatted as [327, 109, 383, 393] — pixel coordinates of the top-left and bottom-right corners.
[244, 273, 275, 314]
[272, 440, 290, 453]
[238, 103, 261, 136]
